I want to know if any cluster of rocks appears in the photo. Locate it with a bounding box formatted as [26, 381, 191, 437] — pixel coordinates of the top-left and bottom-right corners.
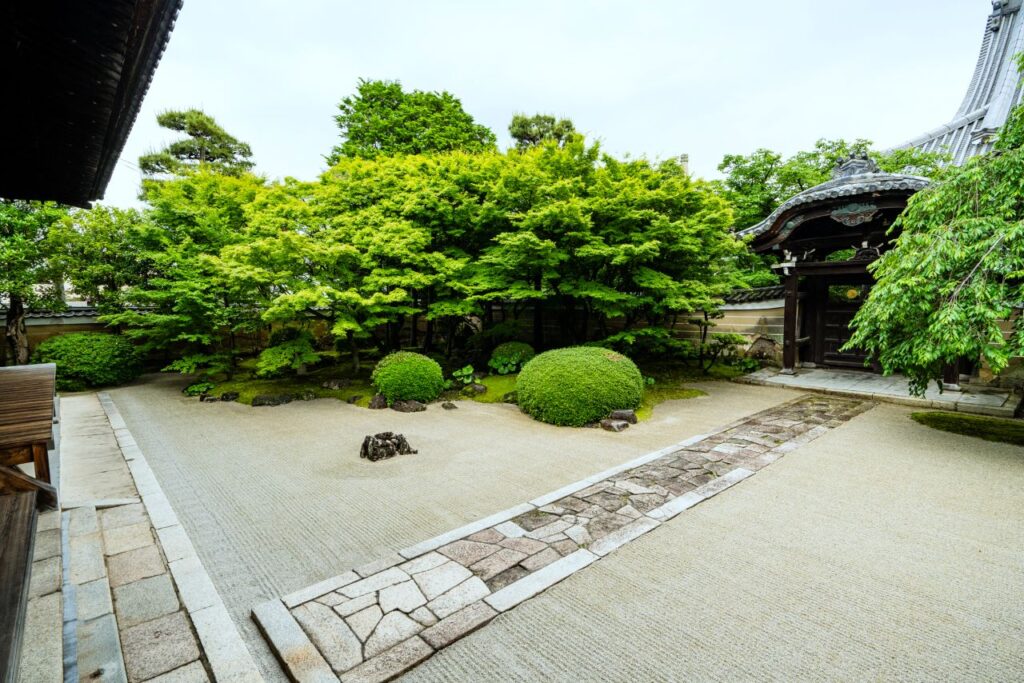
[250, 390, 317, 407]
[360, 432, 417, 462]
[368, 395, 429, 412]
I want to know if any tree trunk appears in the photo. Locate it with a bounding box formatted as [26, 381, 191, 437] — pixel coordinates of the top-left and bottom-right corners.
[347, 331, 361, 373]
[5, 295, 29, 365]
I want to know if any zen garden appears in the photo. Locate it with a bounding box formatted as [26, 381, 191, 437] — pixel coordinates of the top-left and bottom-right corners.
[1, 3, 1022, 683]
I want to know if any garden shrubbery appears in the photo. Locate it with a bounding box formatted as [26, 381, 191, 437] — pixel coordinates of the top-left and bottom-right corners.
[32, 332, 141, 391]
[488, 341, 535, 375]
[515, 347, 644, 426]
[371, 351, 445, 404]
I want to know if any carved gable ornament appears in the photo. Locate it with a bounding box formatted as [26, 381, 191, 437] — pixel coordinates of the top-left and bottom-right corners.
[830, 202, 879, 228]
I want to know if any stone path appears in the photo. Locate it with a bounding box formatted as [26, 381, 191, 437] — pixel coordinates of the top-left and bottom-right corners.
[741, 367, 1016, 417]
[254, 395, 873, 683]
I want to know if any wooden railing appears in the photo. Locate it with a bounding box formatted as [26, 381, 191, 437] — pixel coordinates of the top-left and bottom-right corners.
[0, 364, 60, 681]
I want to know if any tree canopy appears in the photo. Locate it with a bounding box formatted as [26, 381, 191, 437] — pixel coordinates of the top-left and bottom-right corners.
[508, 114, 577, 150]
[327, 79, 497, 163]
[847, 95, 1024, 394]
[138, 109, 254, 178]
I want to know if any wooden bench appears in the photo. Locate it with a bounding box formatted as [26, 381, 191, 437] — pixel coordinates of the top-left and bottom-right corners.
[0, 493, 38, 682]
[0, 364, 58, 510]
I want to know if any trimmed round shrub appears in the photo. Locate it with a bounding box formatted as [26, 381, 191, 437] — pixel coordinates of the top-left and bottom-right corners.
[371, 351, 445, 404]
[488, 341, 535, 375]
[32, 332, 141, 392]
[516, 347, 644, 426]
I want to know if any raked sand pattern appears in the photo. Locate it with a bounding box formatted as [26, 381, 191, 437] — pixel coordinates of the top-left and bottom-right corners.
[254, 395, 873, 683]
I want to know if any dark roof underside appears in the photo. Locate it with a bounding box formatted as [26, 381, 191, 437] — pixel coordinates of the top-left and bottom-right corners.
[0, 0, 182, 207]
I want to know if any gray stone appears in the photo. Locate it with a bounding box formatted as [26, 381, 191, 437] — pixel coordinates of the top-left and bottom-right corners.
[441, 401, 458, 410]
[564, 524, 592, 546]
[587, 511, 633, 538]
[218, 392, 239, 402]
[600, 418, 630, 432]
[121, 611, 200, 683]
[29, 557, 61, 598]
[467, 528, 503, 544]
[99, 503, 148, 531]
[69, 532, 106, 585]
[360, 433, 417, 461]
[69, 505, 99, 536]
[588, 517, 660, 557]
[390, 399, 426, 413]
[33, 528, 61, 561]
[340, 636, 433, 683]
[363, 610, 422, 658]
[608, 409, 638, 424]
[334, 593, 377, 617]
[551, 539, 578, 556]
[420, 602, 497, 649]
[470, 548, 527, 581]
[283, 571, 360, 608]
[368, 394, 388, 409]
[409, 606, 437, 627]
[147, 661, 210, 682]
[340, 567, 410, 598]
[485, 565, 529, 591]
[76, 578, 113, 621]
[399, 551, 448, 575]
[102, 521, 154, 556]
[426, 576, 489, 619]
[378, 580, 427, 613]
[113, 573, 180, 628]
[190, 602, 263, 682]
[315, 592, 347, 608]
[412, 561, 472, 601]
[437, 539, 500, 567]
[252, 600, 336, 683]
[354, 553, 404, 578]
[18, 592, 62, 683]
[499, 536, 547, 555]
[77, 612, 127, 683]
[107, 544, 165, 588]
[251, 393, 293, 407]
[520, 547, 561, 572]
[346, 604, 383, 642]
[293, 601, 363, 673]
[485, 550, 598, 613]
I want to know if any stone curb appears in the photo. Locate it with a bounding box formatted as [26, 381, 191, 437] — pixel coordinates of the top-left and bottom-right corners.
[98, 393, 265, 683]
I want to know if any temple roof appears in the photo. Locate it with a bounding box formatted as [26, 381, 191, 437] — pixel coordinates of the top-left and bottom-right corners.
[897, 0, 1024, 165]
[738, 157, 930, 239]
[0, 1, 183, 207]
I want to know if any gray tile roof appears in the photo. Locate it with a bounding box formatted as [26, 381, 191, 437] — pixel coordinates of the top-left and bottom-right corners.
[896, 0, 1024, 165]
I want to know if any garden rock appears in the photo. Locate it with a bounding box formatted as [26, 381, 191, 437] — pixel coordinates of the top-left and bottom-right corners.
[502, 391, 518, 404]
[368, 394, 388, 410]
[600, 419, 630, 432]
[609, 409, 637, 424]
[321, 379, 349, 390]
[347, 395, 363, 405]
[252, 394, 293, 407]
[461, 383, 487, 396]
[360, 432, 417, 462]
[441, 402, 458, 410]
[219, 392, 239, 402]
[295, 390, 316, 401]
[391, 400, 426, 413]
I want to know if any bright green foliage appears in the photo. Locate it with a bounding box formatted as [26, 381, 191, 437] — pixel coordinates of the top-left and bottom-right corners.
[847, 97, 1024, 395]
[508, 114, 577, 150]
[256, 332, 321, 377]
[488, 341, 535, 374]
[48, 206, 149, 310]
[371, 351, 445, 403]
[1, 200, 68, 365]
[911, 411, 1024, 446]
[139, 109, 254, 177]
[32, 332, 141, 391]
[451, 365, 475, 386]
[717, 138, 948, 230]
[328, 79, 496, 163]
[515, 347, 644, 426]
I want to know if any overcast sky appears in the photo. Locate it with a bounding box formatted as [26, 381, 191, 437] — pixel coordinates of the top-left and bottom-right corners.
[104, 1, 991, 207]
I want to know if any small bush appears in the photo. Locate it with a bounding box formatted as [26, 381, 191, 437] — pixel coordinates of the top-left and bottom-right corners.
[33, 332, 141, 391]
[256, 332, 320, 377]
[371, 351, 445, 404]
[516, 347, 644, 426]
[488, 341, 535, 375]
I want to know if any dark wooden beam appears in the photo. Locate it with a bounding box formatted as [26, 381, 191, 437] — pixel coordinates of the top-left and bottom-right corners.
[0, 492, 38, 682]
[782, 271, 799, 373]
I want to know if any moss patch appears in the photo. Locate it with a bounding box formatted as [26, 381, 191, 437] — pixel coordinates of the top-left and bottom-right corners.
[213, 372, 375, 407]
[468, 374, 519, 404]
[911, 411, 1024, 447]
[636, 385, 706, 421]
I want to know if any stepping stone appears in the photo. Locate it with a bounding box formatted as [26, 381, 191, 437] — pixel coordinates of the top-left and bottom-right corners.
[378, 580, 427, 613]
[364, 611, 422, 658]
[438, 540, 500, 567]
[470, 548, 527, 581]
[293, 602, 362, 673]
[412, 561, 472, 601]
[421, 602, 497, 649]
[346, 605, 382, 642]
[426, 577, 490, 619]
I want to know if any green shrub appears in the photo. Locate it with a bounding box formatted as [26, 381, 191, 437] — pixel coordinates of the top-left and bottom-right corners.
[371, 351, 445, 403]
[488, 341, 535, 375]
[256, 332, 320, 377]
[33, 332, 141, 391]
[516, 346, 644, 426]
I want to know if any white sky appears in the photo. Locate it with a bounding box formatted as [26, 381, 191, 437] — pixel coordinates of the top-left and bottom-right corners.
[103, 1, 992, 207]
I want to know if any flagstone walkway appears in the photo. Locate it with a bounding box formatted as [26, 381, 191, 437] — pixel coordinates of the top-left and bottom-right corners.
[254, 395, 872, 683]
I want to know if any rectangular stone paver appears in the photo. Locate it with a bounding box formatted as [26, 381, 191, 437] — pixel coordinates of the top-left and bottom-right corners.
[121, 610, 200, 682]
[258, 395, 871, 682]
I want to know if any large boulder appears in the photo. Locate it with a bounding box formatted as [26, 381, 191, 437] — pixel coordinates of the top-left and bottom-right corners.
[368, 394, 388, 409]
[360, 432, 417, 462]
[608, 409, 637, 424]
[391, 399, 426, 413]
[600, 419, 630, 432]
